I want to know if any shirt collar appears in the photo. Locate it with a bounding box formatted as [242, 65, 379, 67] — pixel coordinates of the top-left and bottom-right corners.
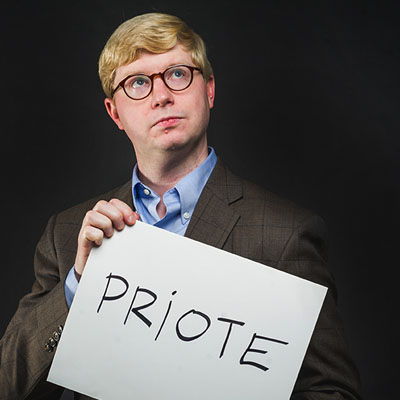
[131, 147, 217, 225]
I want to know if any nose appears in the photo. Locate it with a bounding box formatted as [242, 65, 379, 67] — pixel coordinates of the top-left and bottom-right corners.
[151, 74, 174, 108]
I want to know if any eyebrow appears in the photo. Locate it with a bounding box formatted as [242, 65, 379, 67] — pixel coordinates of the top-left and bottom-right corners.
[124, 63, 190, 78]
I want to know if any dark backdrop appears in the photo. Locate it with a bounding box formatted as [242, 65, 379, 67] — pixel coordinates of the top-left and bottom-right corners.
[1, 1, 398, 399]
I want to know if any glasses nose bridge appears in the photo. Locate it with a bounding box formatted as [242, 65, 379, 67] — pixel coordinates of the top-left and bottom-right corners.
[150, 71, 168, 89]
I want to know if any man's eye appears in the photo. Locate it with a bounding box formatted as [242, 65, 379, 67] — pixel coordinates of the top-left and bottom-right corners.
[173, 70, 184, 78]
[169, 68, 186, 79]
[126, 76, 150, 90]
[132, 77, 148, 88]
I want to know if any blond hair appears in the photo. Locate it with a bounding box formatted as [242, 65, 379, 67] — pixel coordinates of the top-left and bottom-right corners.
[98, 13, 213, 98]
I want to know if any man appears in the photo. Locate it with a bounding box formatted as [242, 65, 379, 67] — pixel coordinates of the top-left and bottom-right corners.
[0, 13, 361, 399]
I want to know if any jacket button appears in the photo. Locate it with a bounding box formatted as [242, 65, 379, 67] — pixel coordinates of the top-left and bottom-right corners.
[44, 343, 53, 353]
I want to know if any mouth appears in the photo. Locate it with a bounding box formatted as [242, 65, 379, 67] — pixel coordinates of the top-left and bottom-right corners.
[153, 116, 182, 129]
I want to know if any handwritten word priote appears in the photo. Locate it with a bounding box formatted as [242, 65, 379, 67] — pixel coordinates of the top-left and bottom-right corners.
[97, 273, 289, 372]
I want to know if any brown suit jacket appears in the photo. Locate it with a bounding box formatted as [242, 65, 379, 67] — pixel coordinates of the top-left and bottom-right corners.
[0, 160, 361, 399]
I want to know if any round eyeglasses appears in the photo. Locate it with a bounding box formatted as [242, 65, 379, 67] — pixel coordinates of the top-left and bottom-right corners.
[111, 64, 202, 100]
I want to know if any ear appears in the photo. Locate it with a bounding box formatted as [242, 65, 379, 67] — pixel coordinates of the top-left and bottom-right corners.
[206, 75, 215, 109]
[104, 98, 124, 130]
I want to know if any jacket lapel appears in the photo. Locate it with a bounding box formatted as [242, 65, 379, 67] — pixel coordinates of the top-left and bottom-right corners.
[114, 180, 135, 210]
[185, 159, 242, 249]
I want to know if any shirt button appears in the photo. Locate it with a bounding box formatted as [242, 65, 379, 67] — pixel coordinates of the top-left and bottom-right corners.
[183, 212, 190, 220]
[143, 188, 150, 196]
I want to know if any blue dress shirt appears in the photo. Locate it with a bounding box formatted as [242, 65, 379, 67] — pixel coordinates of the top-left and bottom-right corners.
[64, 147, 217, 308]
[132, 147, 217, 236]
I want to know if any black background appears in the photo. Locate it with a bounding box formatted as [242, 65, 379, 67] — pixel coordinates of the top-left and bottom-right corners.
[1, 1, 399, 399]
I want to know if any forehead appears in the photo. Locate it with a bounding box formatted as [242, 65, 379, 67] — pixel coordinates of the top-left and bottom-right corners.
[114, 44, 192, 84]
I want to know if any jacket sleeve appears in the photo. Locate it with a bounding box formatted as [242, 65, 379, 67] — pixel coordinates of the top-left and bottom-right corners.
[0, 214, 68, 400]
[277, 215, 362, 400]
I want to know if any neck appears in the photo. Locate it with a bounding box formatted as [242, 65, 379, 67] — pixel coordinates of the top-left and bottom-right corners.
[136, 141, 209, 198]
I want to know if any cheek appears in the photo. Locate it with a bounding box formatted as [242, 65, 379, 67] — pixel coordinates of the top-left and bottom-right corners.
[192, 93, 211, 126]
[118, 105, 148, 136]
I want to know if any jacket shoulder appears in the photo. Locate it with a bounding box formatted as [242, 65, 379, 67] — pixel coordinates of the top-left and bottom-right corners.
[226, 168, 315, 229]
[220, 166, 327, 266]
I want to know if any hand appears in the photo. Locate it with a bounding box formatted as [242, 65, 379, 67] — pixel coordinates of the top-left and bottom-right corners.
[74, 198, 139, 281]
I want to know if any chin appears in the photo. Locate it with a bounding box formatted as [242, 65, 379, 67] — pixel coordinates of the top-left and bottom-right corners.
[157, 131, 193, 151]
[153, 125, 207, 154]
[161, 140, 188, 152]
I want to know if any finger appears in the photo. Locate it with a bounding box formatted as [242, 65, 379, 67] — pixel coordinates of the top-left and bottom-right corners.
[109, 198, 138, 225]
[82, 225, 104, 246]
[84, 209, 114, 238]
[93, 200, 125, 230]
[75, 226, 105, 276]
